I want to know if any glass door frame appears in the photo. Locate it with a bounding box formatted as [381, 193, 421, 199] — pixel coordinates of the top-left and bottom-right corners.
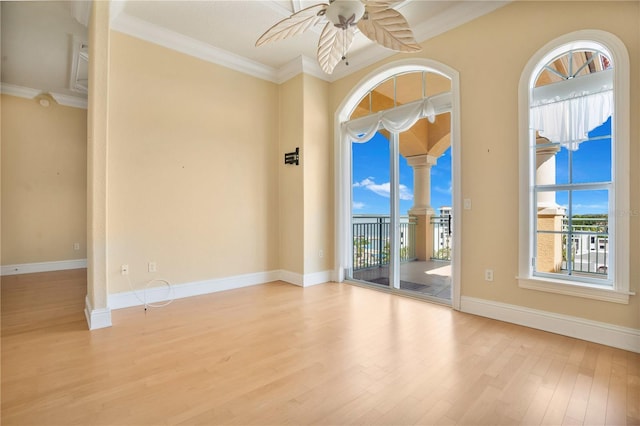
[388, 132, 401, 290]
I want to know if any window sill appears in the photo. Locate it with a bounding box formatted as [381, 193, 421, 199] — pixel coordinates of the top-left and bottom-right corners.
[517, 276, 632, 304]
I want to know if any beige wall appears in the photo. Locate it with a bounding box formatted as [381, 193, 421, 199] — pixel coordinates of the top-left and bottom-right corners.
[107, 32, 279, 293]
[278, 74, 333, 277]
[278, 75, 305, 275]
[87, 0, 110, 310]
[303, 75, 332, 275]
[329, 1, 639, 329]
[1, 94, 87, 265]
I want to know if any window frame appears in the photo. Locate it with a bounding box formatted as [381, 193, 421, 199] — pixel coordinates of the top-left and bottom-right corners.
[517, 30, 632, 304]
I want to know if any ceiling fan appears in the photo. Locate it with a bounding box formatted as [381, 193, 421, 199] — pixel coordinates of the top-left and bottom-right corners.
[256, 0, 422, 74]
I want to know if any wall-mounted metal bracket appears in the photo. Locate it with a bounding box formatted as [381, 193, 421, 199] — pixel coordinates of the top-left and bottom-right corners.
[284, 147, 299, 165]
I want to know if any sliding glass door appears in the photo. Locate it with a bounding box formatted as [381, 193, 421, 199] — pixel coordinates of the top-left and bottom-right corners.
[351, 132, 391, 287]
[349, 131, 408, 292]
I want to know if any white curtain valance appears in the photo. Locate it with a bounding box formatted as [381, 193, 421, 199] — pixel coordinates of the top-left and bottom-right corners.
[531, 69, 613, 150]
[531, 90, 612, 150]
[343, 92, 451, 143]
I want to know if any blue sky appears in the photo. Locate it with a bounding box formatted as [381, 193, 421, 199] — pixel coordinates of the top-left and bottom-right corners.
[352, 117, 611, 217]
[352, 132, 451, 216]
[554, 117, 611, 215]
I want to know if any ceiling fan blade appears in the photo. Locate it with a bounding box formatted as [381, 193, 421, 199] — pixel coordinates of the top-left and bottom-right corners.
[357, 7, 422, 52]
[317, 23, 355, 74]
[256, 3, 329, 47]
[362, 0, 404, 9]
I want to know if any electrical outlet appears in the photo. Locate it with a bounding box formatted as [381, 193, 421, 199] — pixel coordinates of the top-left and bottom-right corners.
[148, 262, 157, 273]
[73, 242, 80, 250]
[485, 269, 494, 282]
[319, 250, 324, 258]
[464, 198, 472, 210]
[121, 264, 129, 275]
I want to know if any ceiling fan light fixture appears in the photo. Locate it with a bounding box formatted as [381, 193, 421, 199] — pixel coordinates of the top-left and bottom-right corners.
[255, 0, 420, 74]
[325, 0, 365, 29]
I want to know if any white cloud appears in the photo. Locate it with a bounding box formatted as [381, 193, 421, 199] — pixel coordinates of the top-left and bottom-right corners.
[353, 201, 365, 210]
[398, 184, 413, 201]
[353, 177, 375, 188]
[353, 177, 413, 201]
[368, 181, 392, 197]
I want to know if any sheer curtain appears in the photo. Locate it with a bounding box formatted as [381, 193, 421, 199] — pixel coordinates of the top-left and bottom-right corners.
[531, 69, 613, 150]
[342, 92, 451, 143]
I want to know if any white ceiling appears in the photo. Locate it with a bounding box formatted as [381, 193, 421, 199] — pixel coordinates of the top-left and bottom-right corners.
[0, 0, 508, 106]
[1, 1, 90, 104]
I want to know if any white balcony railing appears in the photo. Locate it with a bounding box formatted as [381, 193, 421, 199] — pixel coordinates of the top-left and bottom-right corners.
[561, 216, 608, 276]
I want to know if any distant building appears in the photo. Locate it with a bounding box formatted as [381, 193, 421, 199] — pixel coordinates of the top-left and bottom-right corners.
[433, 207, 452, 259]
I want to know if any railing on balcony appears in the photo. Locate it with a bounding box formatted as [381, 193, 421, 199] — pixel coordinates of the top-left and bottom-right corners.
[352, 215, 416, 271]
[431, 215, 452, 261]
[561, 216, 608, 276]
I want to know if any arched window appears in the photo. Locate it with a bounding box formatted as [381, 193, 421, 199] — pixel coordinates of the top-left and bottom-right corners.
[518, 31, 631, 303]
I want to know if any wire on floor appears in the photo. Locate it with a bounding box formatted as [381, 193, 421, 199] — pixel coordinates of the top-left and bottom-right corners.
[126, 275, 174, 311]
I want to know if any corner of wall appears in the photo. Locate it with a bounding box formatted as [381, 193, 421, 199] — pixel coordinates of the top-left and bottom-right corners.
[84, 295, 112, 330]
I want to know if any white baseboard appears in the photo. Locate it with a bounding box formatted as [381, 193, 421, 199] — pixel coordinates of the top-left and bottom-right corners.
[460, 296, 640, 353]
[84, 295, 112, 330]
[279, 270, 304, 286]
[303, 270, 333, 287]
[278, 269, 333, 287]
[108, 269, 333, 310]
[332, 268, 344, 283]
[1, 259, 87, 276]
[109, 270, 281, 309]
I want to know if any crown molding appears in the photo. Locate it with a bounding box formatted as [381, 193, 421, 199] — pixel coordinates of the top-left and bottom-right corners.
[50, 93, 88, 109]
[300, 55, 331, 82]
[111, 12, 281, 83]
[1, 83, 87, 109]
[0, 83, 41, 99]
[328, 1, 509, 81]
[108, 10, 363, 85]
[277, 56, 309, 84]
[108, 2, 510, 85]
[276, 55, 331, 84]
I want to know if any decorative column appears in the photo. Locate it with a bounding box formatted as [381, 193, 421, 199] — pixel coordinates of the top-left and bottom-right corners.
[536, 141, 560, 209]
[536, 137, 565, 272]
[86, 0, 112, 329]
[406, 155, 437, 261]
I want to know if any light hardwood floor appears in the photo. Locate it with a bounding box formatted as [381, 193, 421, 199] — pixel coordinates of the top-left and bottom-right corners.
[1, 269, 638, 425]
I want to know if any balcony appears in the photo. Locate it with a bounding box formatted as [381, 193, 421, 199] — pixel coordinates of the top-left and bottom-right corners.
[352, 215, 416, 269]
[351, 215, 451, 301]
[560, 216, 609, 277]
[431, 214, 452, 261]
